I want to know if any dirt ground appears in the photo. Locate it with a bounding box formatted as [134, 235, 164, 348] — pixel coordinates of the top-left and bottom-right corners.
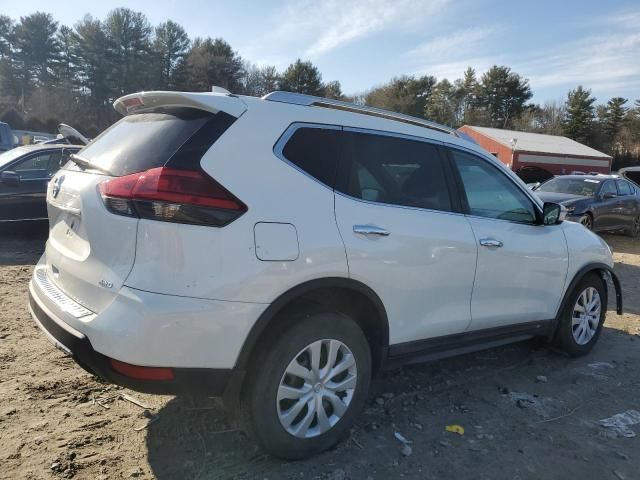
[1, 227, 639, 480]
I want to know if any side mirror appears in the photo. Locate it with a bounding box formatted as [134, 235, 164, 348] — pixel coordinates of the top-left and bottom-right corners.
[0, 170, 20, 185]
[542, 202, 562, 225]
[602, 192, 617, 199]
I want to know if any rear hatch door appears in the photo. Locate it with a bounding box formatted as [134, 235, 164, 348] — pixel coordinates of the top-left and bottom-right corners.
[44, 91, 246, 313]
[620, 167, 640, 189]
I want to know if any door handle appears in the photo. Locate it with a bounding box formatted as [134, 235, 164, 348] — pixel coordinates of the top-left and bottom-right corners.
[479, 238, 503, 248]
[353, 225, 390, 237]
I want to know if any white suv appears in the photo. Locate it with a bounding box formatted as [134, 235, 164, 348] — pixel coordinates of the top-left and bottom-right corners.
[29, 89, 623, 459]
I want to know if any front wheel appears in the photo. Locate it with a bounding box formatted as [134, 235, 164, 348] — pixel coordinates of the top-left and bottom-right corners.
[239, 311, 371, 460]
[553, 273, 606, 356]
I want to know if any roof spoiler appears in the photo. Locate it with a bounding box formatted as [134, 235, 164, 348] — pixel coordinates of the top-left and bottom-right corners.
[113, 90, 247, 118]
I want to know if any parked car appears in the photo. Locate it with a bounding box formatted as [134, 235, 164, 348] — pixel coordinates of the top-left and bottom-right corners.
[28, 89, 622, 459]
[535, 174, 640, 236]
[0, 144, 83, 223]
[0, 121, 16, 152]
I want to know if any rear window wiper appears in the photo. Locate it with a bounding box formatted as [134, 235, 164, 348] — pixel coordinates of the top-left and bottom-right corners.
[69, 154, 114, 176]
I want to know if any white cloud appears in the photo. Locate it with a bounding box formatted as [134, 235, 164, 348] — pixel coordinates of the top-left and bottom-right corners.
[405, 27, 495, 61]
[406, 7, 640, 100]
[245, 0, 450, 65]
[515, 31, 640, 94]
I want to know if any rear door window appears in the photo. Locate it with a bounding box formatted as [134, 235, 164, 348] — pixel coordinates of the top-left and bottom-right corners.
[73, 108, 234, 177]
[337, 130, 452, 212]
[280, 126, 340, 187]
[616, 180, 633, 196]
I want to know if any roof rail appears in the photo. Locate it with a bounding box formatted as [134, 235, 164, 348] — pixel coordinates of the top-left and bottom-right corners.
[262, 91, 457, 136]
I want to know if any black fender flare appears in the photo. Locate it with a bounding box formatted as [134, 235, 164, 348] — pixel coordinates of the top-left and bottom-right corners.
[223, 277, 389, 407]
[551, 262, 623, 337]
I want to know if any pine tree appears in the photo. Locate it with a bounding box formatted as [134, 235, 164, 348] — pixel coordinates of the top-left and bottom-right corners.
[562, 86, 595, 145]
[476, 65, 532, 128]
[152, 20, 190, 90]
[185, 37, 244, 92]
[425, 79, 456, 126]
[12, 12, 60, 95]
[456, 67, 479, 124]
[603, 97, 629, 140]
[103, 8, 153, 96]
[279, 59, 324, 96]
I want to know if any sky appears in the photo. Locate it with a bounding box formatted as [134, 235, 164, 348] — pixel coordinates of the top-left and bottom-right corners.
[1, 0, 639, 105]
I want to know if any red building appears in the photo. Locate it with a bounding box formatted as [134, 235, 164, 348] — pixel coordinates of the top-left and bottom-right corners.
[458, 125, 612, 182]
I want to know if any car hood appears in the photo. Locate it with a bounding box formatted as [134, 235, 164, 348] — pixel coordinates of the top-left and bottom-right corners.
[535, 192, 588, 204]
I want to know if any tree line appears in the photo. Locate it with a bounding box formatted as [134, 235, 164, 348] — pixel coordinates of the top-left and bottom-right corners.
[0, 9, 639, 168]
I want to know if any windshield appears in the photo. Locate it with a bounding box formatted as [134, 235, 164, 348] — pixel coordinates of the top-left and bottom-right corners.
[0, 147, 30, 170]
[537, 177, 600, 197]
[73, 107, 213, 177]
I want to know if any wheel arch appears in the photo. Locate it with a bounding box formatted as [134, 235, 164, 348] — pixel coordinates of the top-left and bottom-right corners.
[234, 277, 390, 375]
[551, 262, 623, 336]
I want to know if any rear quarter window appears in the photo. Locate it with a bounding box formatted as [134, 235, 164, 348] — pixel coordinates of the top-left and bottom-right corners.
[73, 108, 234, 177]
[280, 126, 340, 187]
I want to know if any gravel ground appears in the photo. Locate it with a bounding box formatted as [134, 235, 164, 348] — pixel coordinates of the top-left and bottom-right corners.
[1, 227, 639, 480]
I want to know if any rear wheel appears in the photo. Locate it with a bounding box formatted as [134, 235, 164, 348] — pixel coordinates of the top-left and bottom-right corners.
[239, 311, 371, 459]
[553, 273, 606, 356]
[625, 215, 640, 237]
[579, 213, 593, 230]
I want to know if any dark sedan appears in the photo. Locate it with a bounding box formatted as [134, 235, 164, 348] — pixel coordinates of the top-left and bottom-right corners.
[0, 144, 82, 223]
[535, 175, 640, 236]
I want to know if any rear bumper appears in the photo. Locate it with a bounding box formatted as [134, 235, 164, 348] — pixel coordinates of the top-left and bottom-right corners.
[28, 290, 236, 395]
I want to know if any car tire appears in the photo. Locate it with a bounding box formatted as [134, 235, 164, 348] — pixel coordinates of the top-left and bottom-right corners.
[239, 310, 372, 460]
[578, 213, 593, 230]
[552, 272, 606, 356]
[624, 215, 640, 237]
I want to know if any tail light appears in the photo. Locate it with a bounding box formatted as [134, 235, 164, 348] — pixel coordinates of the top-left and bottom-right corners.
[98, 167, 247, 226]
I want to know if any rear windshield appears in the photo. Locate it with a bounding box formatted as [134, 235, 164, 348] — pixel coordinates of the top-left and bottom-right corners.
[73, 108, 216, 177]
[537, 177, 600, 197]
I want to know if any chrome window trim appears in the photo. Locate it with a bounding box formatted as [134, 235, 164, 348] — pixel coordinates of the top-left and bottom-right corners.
[18, 177, 51, 182]
[334, 190, 465, 218]
[0, 217, 48, 222]
[273, 122, 462, 216]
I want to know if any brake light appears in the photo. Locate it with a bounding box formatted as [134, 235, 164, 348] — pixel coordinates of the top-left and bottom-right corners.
[99, 167, 247, 226]
[121, 97, 144, 111]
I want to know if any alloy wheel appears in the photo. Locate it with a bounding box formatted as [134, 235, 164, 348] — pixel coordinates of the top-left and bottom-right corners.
[579, 214, 593, 230]
[277, 339, 357, 438]
[571, 286, 601, 345]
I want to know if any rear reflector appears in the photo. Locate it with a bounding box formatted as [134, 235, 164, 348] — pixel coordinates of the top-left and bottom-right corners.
[110, 358, 174, 381]
[99, 167, 247, 226]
